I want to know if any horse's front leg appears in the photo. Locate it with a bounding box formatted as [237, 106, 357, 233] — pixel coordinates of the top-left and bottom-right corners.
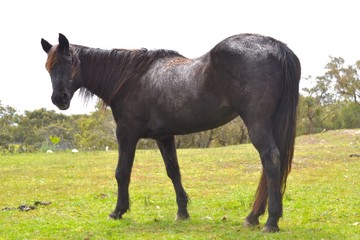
[109, 135, 138, 219]
[156, 136, 189, 220]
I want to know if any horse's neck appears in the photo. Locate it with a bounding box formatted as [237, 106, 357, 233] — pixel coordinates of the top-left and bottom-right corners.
[77, 47, 127, 104]
[75, 46, 182, 105]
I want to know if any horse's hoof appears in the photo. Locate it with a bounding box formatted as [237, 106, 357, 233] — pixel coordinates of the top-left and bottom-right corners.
[262, 225, 280, 233]
[175, 212, 190, 221]
[108, 212, 122, 220]
[243, 218, 259, 228]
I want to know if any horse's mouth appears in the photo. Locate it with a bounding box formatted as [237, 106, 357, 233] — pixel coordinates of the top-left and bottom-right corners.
[56, 102, 70, 110]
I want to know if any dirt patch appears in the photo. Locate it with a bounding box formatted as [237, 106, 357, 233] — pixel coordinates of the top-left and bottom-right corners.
[296, 129, 360, 146]
[338, 129, 360, 136]
[296, 137, 327, 145]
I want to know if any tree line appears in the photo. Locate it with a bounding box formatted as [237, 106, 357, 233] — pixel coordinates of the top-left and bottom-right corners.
[1, 56, 360, 153]
[298, 56, 360, 134]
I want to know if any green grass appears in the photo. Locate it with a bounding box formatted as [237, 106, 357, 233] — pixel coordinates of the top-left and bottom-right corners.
[1, 130, 359, 239]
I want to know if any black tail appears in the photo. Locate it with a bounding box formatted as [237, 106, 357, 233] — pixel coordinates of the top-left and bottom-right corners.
[272, 42, 301, 194]
[253, 43, 301, 212]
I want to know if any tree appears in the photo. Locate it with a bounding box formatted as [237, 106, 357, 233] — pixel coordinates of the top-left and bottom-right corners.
[299, 75, 341, 134]
[298, 56, 360, 135]
[338, 102, 360, 128]
[172, 117, 249, 148]
[16, 108, 70, 152]
[214, 117, 249, 146]
[325, 57, 360, 103]
[73, 109, 117, 150]
[0, 101, 18, 152]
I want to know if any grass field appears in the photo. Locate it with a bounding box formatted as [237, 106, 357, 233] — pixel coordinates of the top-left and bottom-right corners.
[0, 129, 359, 239]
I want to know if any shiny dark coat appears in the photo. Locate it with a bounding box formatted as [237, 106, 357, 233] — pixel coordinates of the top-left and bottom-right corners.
[41, 33, 300, 232]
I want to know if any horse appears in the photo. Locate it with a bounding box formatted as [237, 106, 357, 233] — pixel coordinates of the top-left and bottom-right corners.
[41, 33, 300, 232]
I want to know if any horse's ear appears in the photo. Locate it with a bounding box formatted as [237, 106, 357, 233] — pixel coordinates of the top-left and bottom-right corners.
[41, 38, 52, 53]
[58, 33, 69, 50]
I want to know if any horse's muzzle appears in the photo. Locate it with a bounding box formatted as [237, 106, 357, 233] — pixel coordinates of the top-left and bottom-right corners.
[52, 91, 70, 110]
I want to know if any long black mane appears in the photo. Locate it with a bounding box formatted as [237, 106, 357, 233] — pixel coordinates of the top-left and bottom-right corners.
[75, 46, 184, 105]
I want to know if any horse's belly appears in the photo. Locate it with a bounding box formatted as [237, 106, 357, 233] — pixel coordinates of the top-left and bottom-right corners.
[145, 105, 237, 137]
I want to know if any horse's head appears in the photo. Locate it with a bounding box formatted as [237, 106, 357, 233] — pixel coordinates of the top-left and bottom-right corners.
[41, 33, 79, 110]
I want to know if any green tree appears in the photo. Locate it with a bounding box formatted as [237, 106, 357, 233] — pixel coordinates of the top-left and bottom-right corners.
[73, 108, 117, 150]
[299, 75, 340, 134]
[325, 56, 360, 103]
[16, 108, 69, 151]
[338, 102, 360, 128]
[0, 101, 18, 152]
[172, 117, 249, 149]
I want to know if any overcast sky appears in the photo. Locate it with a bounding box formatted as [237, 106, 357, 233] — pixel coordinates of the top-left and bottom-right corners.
[0, 0, 359, 115]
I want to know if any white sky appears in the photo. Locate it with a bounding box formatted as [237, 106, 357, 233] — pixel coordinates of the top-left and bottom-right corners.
[0, 0, 359, 115]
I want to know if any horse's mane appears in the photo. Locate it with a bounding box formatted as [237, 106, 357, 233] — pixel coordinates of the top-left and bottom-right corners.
[75, 46, 184, 106]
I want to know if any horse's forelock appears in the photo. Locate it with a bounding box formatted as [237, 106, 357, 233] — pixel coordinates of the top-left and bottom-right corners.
[45, 45, 76, 72]
[45, 47, 58, 72]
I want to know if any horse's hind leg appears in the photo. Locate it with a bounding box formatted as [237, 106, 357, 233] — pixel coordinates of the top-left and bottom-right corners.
[156, 136, 190, 220]
[245, 122, 282, 232]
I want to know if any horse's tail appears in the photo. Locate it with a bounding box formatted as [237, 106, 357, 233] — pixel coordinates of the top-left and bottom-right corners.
[273, 43, 301, 195]
[254, 42, 301, 212]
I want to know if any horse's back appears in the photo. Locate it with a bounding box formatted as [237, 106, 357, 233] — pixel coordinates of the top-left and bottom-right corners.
[210, 33, 291, 59]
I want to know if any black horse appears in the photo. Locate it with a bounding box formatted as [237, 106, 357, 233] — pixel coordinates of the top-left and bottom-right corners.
[41, 33, 300, 232]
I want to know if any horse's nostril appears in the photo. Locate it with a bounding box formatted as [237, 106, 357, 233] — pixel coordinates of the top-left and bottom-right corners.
[62, 93, 68, 102]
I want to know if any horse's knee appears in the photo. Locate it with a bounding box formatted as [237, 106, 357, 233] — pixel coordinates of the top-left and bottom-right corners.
[115, 169, 131, 183]
[166, 167, 181, 181]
